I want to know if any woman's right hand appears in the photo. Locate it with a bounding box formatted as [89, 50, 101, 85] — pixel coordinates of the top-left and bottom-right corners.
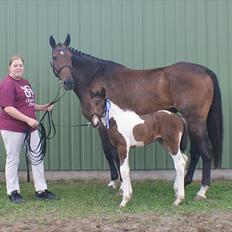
[27, 118, 39, 128]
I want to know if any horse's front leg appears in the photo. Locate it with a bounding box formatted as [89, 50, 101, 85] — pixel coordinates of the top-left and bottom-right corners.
[119, 147, 132, 207]
[98, 125, 121, 189]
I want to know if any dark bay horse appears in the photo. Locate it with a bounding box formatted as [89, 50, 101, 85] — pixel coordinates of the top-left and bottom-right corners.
[89, 87, 188, 207]
[49, 34, 223, 199]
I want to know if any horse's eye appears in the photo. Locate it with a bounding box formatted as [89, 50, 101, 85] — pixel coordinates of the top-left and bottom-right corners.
[52, 56, 57, 61]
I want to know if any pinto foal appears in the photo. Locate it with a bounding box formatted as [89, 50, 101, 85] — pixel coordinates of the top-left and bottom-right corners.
[89, 88, 188, 207]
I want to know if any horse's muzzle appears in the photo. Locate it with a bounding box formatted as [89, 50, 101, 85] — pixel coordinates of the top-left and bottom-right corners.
[63, 78, 75, 90]
[91, 115, 100, 128]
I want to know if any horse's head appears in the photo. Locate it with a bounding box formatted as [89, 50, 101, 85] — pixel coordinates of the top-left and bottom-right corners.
[89, 87, 106, 128]
[49, 34, 75, 90]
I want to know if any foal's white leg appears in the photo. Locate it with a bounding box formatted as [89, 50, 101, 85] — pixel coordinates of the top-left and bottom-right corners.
[171, 150, 187, 206]
[119, 154, 132, 207]
[173, 173, 178, 197]
[173, 153, 188, 196]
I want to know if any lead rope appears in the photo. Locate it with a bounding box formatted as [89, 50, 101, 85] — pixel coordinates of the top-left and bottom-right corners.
[24, 85, 66, 182]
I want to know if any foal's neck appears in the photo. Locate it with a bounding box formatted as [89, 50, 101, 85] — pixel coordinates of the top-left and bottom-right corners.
[103, 100, 139, 121]
[108, 101, 124, 118]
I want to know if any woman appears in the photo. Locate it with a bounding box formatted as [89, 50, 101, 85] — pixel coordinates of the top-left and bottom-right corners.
[0, 55, 56, 203]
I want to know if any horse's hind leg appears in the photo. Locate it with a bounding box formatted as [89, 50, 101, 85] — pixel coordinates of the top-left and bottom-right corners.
[184, 135, 200, 186]
[98, 126, 121, 189]
[195, 138, 211, 199]
[188, 123, 212, 199]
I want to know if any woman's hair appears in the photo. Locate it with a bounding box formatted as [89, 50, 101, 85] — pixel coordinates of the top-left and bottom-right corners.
[9, 55, 24, 66]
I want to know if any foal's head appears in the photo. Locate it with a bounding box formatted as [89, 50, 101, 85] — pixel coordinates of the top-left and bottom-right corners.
[49, 34, 75, 90]
[89, 87, 107, 128]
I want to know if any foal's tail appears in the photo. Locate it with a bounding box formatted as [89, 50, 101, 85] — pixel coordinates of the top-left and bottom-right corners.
[205, 68, 223, 168]
[180, 117, 189, 153]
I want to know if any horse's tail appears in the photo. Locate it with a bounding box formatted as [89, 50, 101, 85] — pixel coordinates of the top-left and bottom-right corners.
[180, 116, 189, 153]
[205, 68, 223, 168]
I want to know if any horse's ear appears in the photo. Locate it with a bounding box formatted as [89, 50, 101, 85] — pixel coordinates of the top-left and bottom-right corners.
[101, 87, 106, 98]
[49, 35, 56, 48]
[64, 33, 71, 47]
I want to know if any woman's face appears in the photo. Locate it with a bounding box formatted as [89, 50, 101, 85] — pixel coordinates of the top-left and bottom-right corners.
[9, 58, 24, 79]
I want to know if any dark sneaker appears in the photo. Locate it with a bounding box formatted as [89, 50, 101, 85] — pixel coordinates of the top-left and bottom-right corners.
[35, 190, 56, 200]
[8, 190, 25, 204]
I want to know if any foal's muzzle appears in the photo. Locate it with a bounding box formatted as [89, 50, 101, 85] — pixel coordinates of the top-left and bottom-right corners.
[91, 114, 101, 128]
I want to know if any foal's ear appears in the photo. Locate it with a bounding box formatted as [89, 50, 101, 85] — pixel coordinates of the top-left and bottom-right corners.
[64, 34, 71, 47]
[89, 87, 106, 98]
[49, 35, 56, 48]
[101, 87, 106, 98]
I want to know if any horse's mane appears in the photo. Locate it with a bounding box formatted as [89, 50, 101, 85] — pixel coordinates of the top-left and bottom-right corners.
[69, 47, 125, 67]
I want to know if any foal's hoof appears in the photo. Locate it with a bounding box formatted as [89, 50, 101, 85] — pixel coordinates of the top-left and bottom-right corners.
[119, 203, 126, 208]
[172, 198, 184, 206]
[119, 200, 129, 208]
[119, 195, 131, 208]
[108, 180, 117, 189]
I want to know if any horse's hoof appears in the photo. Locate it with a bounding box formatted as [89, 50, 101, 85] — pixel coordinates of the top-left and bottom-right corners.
[195, 185, 209, 200]
[108, 180, 117, 189]
[194, 194, 207, 201]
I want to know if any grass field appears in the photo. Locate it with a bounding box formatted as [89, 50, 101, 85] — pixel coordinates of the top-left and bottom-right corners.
[0, 180, 232, 231]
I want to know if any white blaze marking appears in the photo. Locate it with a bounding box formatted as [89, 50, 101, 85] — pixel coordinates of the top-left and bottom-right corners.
[60, 51, 64, 55]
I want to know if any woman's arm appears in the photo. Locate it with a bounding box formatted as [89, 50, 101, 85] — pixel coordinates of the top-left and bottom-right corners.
[4, 106, 39, 128]
[35, 103, 53, 112]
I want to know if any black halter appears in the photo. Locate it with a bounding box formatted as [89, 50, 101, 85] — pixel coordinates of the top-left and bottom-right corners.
[50, 47, 73, 78]
[51, 63, 73, 78]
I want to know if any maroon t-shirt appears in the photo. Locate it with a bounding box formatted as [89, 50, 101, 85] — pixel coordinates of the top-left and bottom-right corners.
[0, 75, 36, 133]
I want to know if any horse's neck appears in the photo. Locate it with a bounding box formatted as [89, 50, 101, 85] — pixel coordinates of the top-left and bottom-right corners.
[72, 53, 126, 94]
[72, 55, 102, 89]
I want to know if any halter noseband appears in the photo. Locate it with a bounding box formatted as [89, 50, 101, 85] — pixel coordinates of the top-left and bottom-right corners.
[51, 63, 73, 78]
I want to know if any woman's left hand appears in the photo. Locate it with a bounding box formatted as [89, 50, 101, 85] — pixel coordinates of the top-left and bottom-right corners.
[42, 103, 53, 112]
